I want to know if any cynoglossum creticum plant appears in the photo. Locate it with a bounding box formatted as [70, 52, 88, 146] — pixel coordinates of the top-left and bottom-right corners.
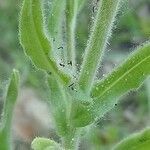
[0, 69, 19, 150]
[19, 0, 150, 149]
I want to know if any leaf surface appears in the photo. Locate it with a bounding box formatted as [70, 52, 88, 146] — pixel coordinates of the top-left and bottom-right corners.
[0, 69, 19, 150]
[113, 128, 150, 150]
[77, 0, 87, 11]
[19, 0, 70, 84]
[47, 0, 66, 39]
[78, 0, 122, 93]
[91, 42, 150, 118]
[32, 137, 61, 150]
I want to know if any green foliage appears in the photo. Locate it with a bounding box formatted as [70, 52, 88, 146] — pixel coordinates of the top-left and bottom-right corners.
[19, 0, 70, 85]
[0, 69, 19, 150]
[19, 0, 150, 149]
[47, 0, 66, 40]
[78, 0, 122, 93]
[47, 75, 70, 136]
[113, 128, 150, 150]
[32, 137, 61, 150]
[46, 0, 66, 61]
[91, 42, 150, 119]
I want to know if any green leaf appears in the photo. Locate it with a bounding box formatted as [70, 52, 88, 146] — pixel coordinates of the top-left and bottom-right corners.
[0, 69, 19, 150]
[32, 137, 61, 150]
[19, 0, 70, 84]
[19, 0, 51, 70]
[78, 0, 122, 93]
[46, 0, 66, 63]
[91, 42, 150, 118]
[113, 128, 150, 150]
[47, 0, 66, 40]
[70, 89, 94, 127]
[70, 100, 94, 127]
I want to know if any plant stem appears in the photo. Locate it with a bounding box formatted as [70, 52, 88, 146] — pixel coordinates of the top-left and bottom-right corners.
[47, 0, 66, 62]
[61, 129, 80, 150]
[65, 0, 78, 72]
[78, 0, 121, 93]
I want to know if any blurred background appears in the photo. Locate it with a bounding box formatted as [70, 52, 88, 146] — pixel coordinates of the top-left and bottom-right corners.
[0, 0, 150, 149]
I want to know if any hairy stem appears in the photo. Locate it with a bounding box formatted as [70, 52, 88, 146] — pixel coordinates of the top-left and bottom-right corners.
[47, 0, 66, 62]
[62, 129, 81, 150]
[65, 0, 78, 72]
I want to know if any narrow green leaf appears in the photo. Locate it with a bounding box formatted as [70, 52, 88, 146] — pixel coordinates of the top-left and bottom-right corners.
[19, 0, 70, 84]
[46, 0, 67, 63]
[46, 0, 66, 61]
[32, 137, 61, 150]
[0, 69, 19, 150]
[47, 0, 66, 40]
[19, 0, 51, 69]
[91, 42, 150, 118]
[113, 128, 150, 150]
[78, 0, 122, 93]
